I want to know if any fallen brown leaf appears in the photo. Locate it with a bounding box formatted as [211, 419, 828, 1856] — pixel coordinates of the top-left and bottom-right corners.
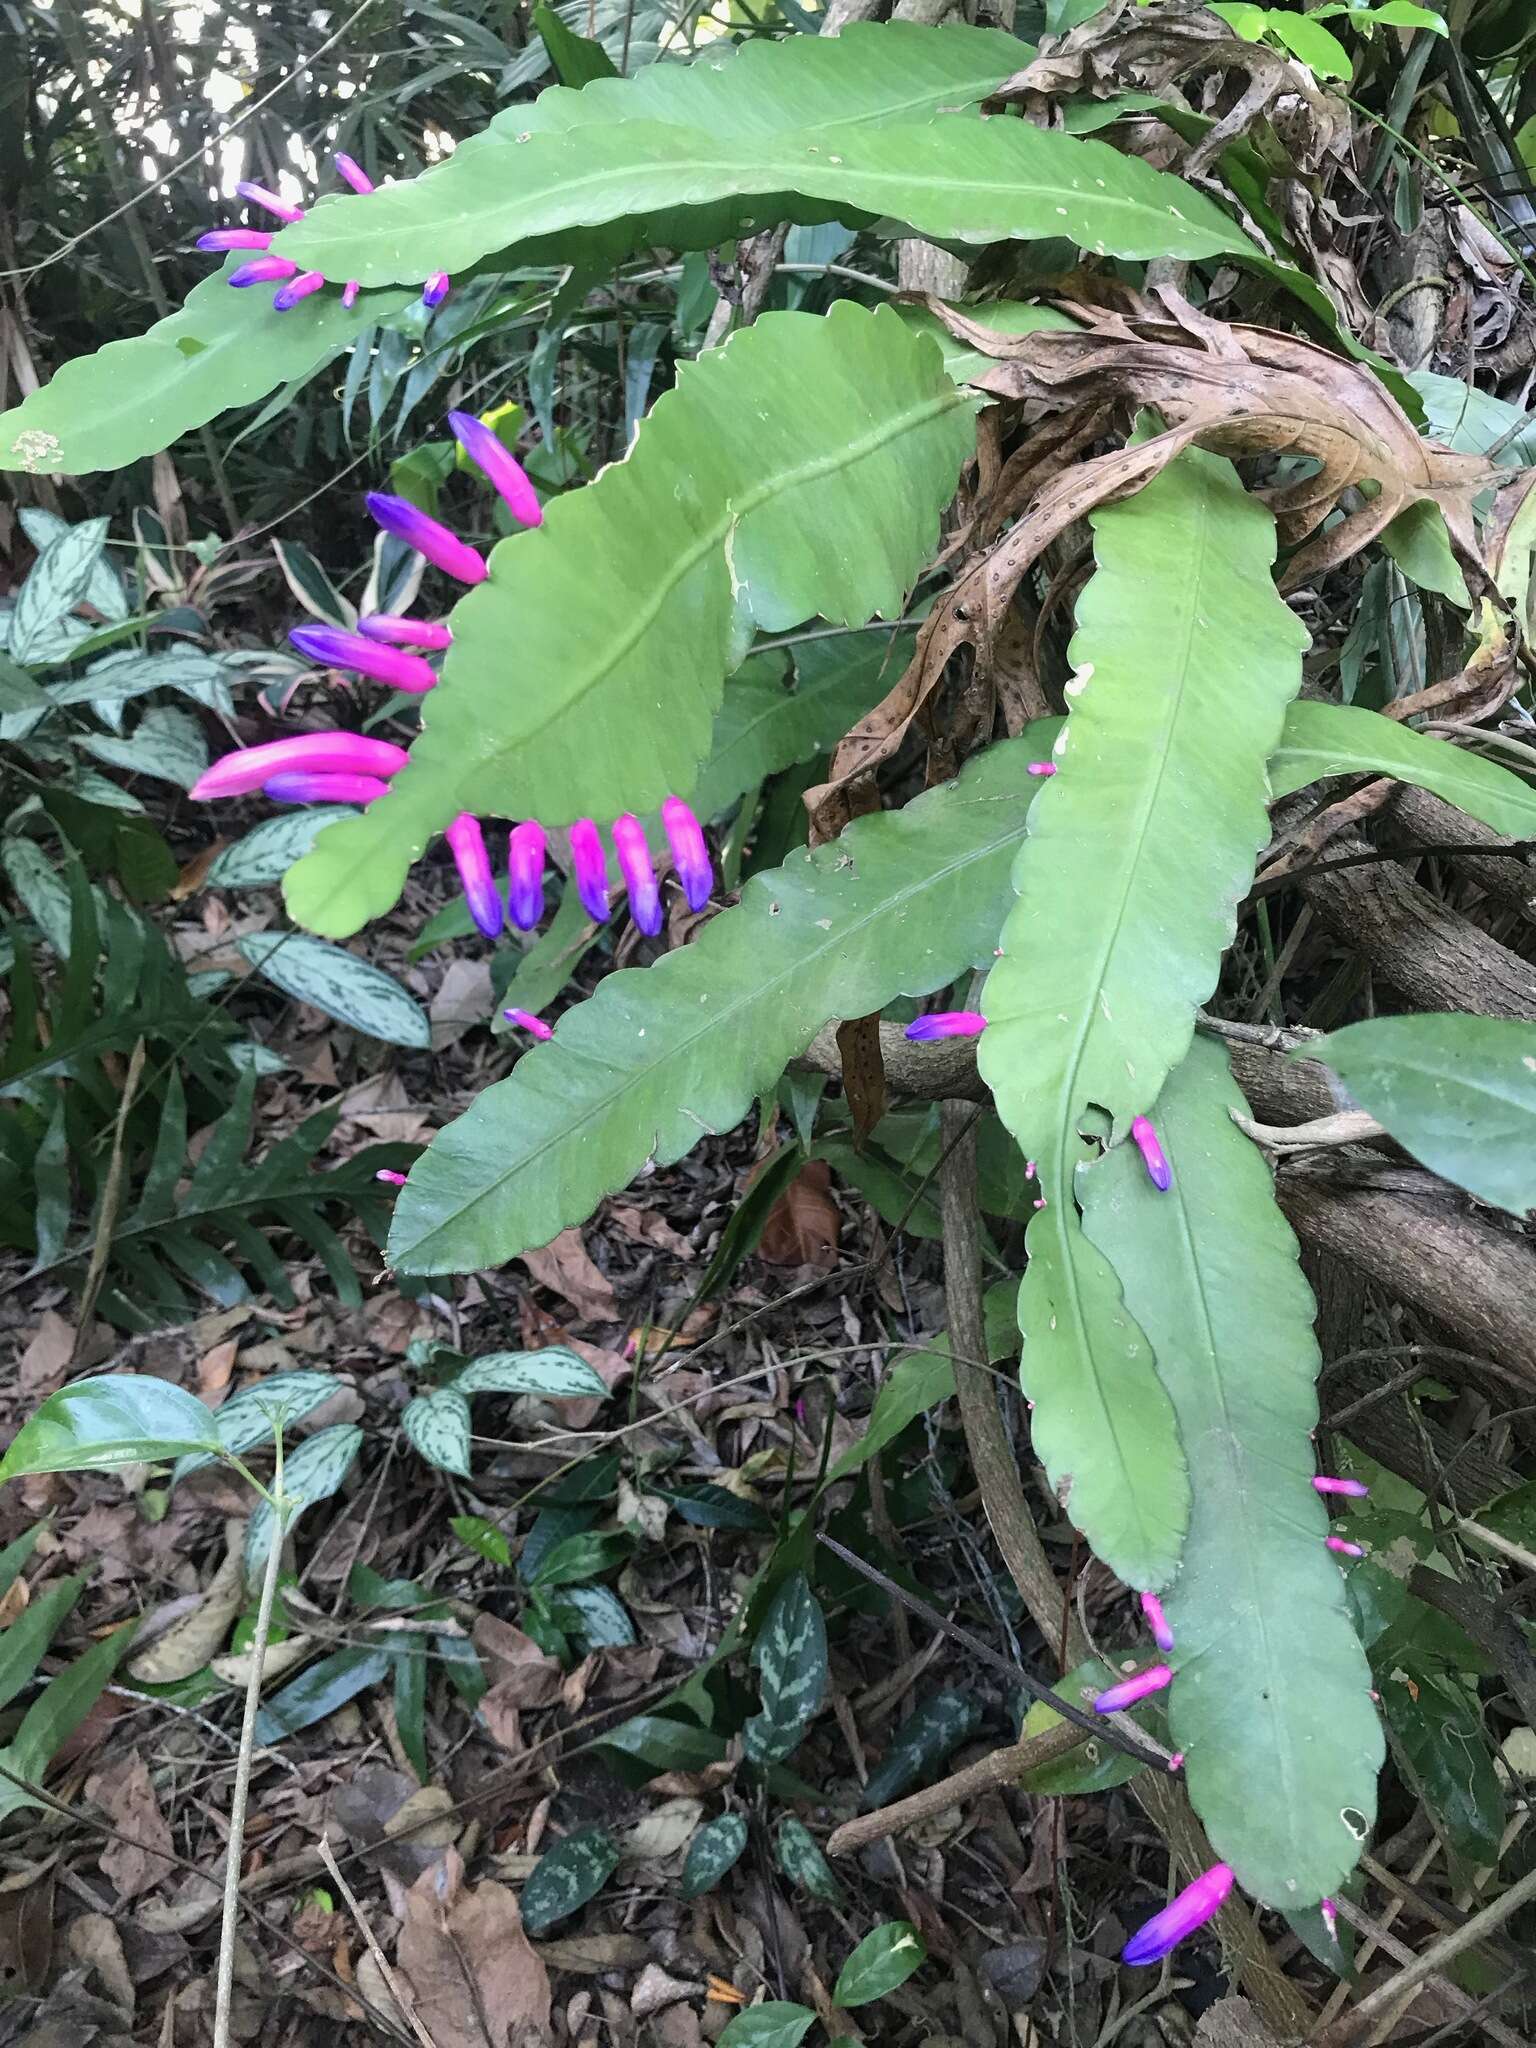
[128, 1519, 245, 1684]
[89, 1753, 173, 1903]
[429, 956, 494, 1051]
[519, 1228, 617, 1321]
[396, 1847, 551, 2048]
[758, 1160, 841, 1270]
[608, 1203, 693, 1258]
[473, 1616, 566, 1706]
[19, 1311, 75, 1401]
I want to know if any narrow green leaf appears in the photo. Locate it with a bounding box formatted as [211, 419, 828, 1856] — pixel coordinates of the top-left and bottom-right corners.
[527, 1528, 631, 1590]
[254, 1644, 393, 1743]
[0, 1375, 221, 1480]
[597, 1712, 729, 1776]
[1269, 700, 1536, 836]
[520, 1825, 620, 1934]
[284, 304, 977, 936]
[451, 1514, 513, 1567]
[1305, 1015, 1536, 1217]
[717, 2003, 816, 2048]
[773, 1815, 844, 1903]
[245, 1424, 364, 1581]
[745, 1572, 827, 1767]
[451, 1348, 607, 1397]
[860, 1691, 981, 1810]
[1079, 1036, 1382, 1907]
[0, 1578, 84, 1714]
[401, 1388, 473, 1475]
[208, 808, 361, 889]
[981, 443, 1307, 1588]
[9, 520, 110, 660]
[5, 1619, 137, 1797]
[238, 932, 431, 1048]
[682, 1811, 749, 1897]
[388, 731, 1050, 1274]
[834, 1922, 927, 2006]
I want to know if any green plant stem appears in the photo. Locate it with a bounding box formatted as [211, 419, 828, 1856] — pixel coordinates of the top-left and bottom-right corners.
[213, 1434, 286, 2048]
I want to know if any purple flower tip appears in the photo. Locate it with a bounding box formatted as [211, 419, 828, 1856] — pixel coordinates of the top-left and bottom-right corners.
[1131, 1114, 1173, 1191]
[365, 491, 487, 585]
[1026, 761, 1057, 777]
[1326, 1536, 1365, 1558]
[1320, 1898, 1338, 1942]
[333, 152, 374, 195]
[612, 813, 662, 936]
[263, 771, 388, 806]
[1313, 1476, 1369, 1498]
[568, 819, 610, 925]
[1166, 1751, 1184, 1773]
[375, 1169, 408, 1186]
[235, 181, 305, 225]
[198, 228, 272, 253]
[228, 255, 299, 288]
[289, 623, 437, 695]
[357, 613, 453, 651]
[272, 270, 326, 312]
[1094, 1663, 1172, 1715]
[506, 820, 547, 931]
[422, 271, 451, 309]
[1140, 1592, 1175, 1652]
[342, 280, 360, 309]
[905, 1011, 987, 1042]
[445, 814, 502, 938]
[1122, 1864, 1234, 1966]
[503, 1007, 553, 1041]
[660, 795, 712, 913]
[191, 732, 409, 801]
[446, 410, 543, 529]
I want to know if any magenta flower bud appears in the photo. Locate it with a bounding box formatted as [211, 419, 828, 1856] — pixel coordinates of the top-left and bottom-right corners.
[1166, 1751, 1184, 1773]
[1122, 1864, 1233, 1966]
[1094, 1663, 1172, 1715]
[365, 492, 487, 585]
[447, 410, 543, 529]
[235, 180, 305, 224]
[503, 1007, 552, 1041]
[229, 256, 299, 288]
[1026, 761, 1057, 777]
[1326, 1536, 1365, 1558]
[263, 772, 388, 805]
[1131, 1114, 1172, 1191]
[273, 270, 326, 312]
[446, 814, 502, 938]
[192, 732, 410, 801]
[358, 614, 453, 650]
[660, 795, 711, 913]
[376, 1169, 408, 1186]
[422, 272, 451, 308]
[507, 820, 546, 930]
[611, 813, 662, 936]
[1313, 1476, 1369, 1498]
[568, 819, 610, 924]
[1320, 1898, 1338, 1942]
[905, 1011, 987, 1042]
[333, 152, 374, 195]
[198, 229, 272, 252]
[289, 623, 437, 694]
[1140, 1592, 1175, 1652]
[342, 280, 360, 309]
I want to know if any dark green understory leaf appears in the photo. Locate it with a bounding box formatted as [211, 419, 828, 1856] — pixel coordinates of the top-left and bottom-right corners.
[774, 1815, 844, 1903]
[682, 1811, 749, 1897]
[717, 2005, 817, 2048]
[1380, 1667, 1504, 1866]
[1306, 1015, 1536, 1217]
[745, 1572, 828, 1767]
[860, 1690, 981, 1810]
[1017, 1659, 1153, 1795]
[254, 1645, 393, 1744]
[520, 1825, 621, 1934]
[834, 1921, 927, 2006]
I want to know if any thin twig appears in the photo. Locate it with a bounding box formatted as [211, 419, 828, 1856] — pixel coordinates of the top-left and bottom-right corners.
[825, 1719, 1086, 1858]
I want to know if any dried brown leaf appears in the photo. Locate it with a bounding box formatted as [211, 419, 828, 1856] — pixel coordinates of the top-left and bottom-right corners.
[128, 1520, 245, 1683]
[89, 1753, 173, 1903]
[758, 1160, 841, 1270]
[519, 1228, 617, 1321]
[396, 1846, 551, 2048]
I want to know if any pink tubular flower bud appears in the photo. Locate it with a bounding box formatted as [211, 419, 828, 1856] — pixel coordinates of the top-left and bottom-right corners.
[1026, 761, 1057, 777]
[660, 795, 711, 913]
[1166, 1751, 1184, 1773]
[611, 813, 661, 936]
[447, 410, 543, 528]
[422, 272, 450, 308]
[1326, 1536, 1365, 1559]
[198, 229, 272, 252]
[1131, 1114, 1172, 1191]
[229, 256, 299, 288]
[235, 181, 305, 224]
[1313, 1476, 1369, 1498]
[365, 492, 487, 585]
[358, 614, 453, 650]
[273, 270, 326, 312]
[503, 1007, 552, 1040]
[191, 732, 409, 801]
[1320, 1898, 1338, 1942]
[568, 819, 610, 924]
[376, 1169, 408, 1186]
[1122, 1864, 1233, 1966]
[445, 814, 501, 938]
[289, 623, 437, 694]
[1094, 1663, 1172, 1715]
[342, 280, 360, 309]
[905, 1011, 987, 1042]
[333, 152, 374, 195]
[263, 772, 388, 805]
[1140, 1591, 1175, 1652]
[507, 820, 546, 931]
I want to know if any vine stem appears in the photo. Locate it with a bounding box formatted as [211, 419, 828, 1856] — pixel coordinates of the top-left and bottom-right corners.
[213, 1433, 287, 2048]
